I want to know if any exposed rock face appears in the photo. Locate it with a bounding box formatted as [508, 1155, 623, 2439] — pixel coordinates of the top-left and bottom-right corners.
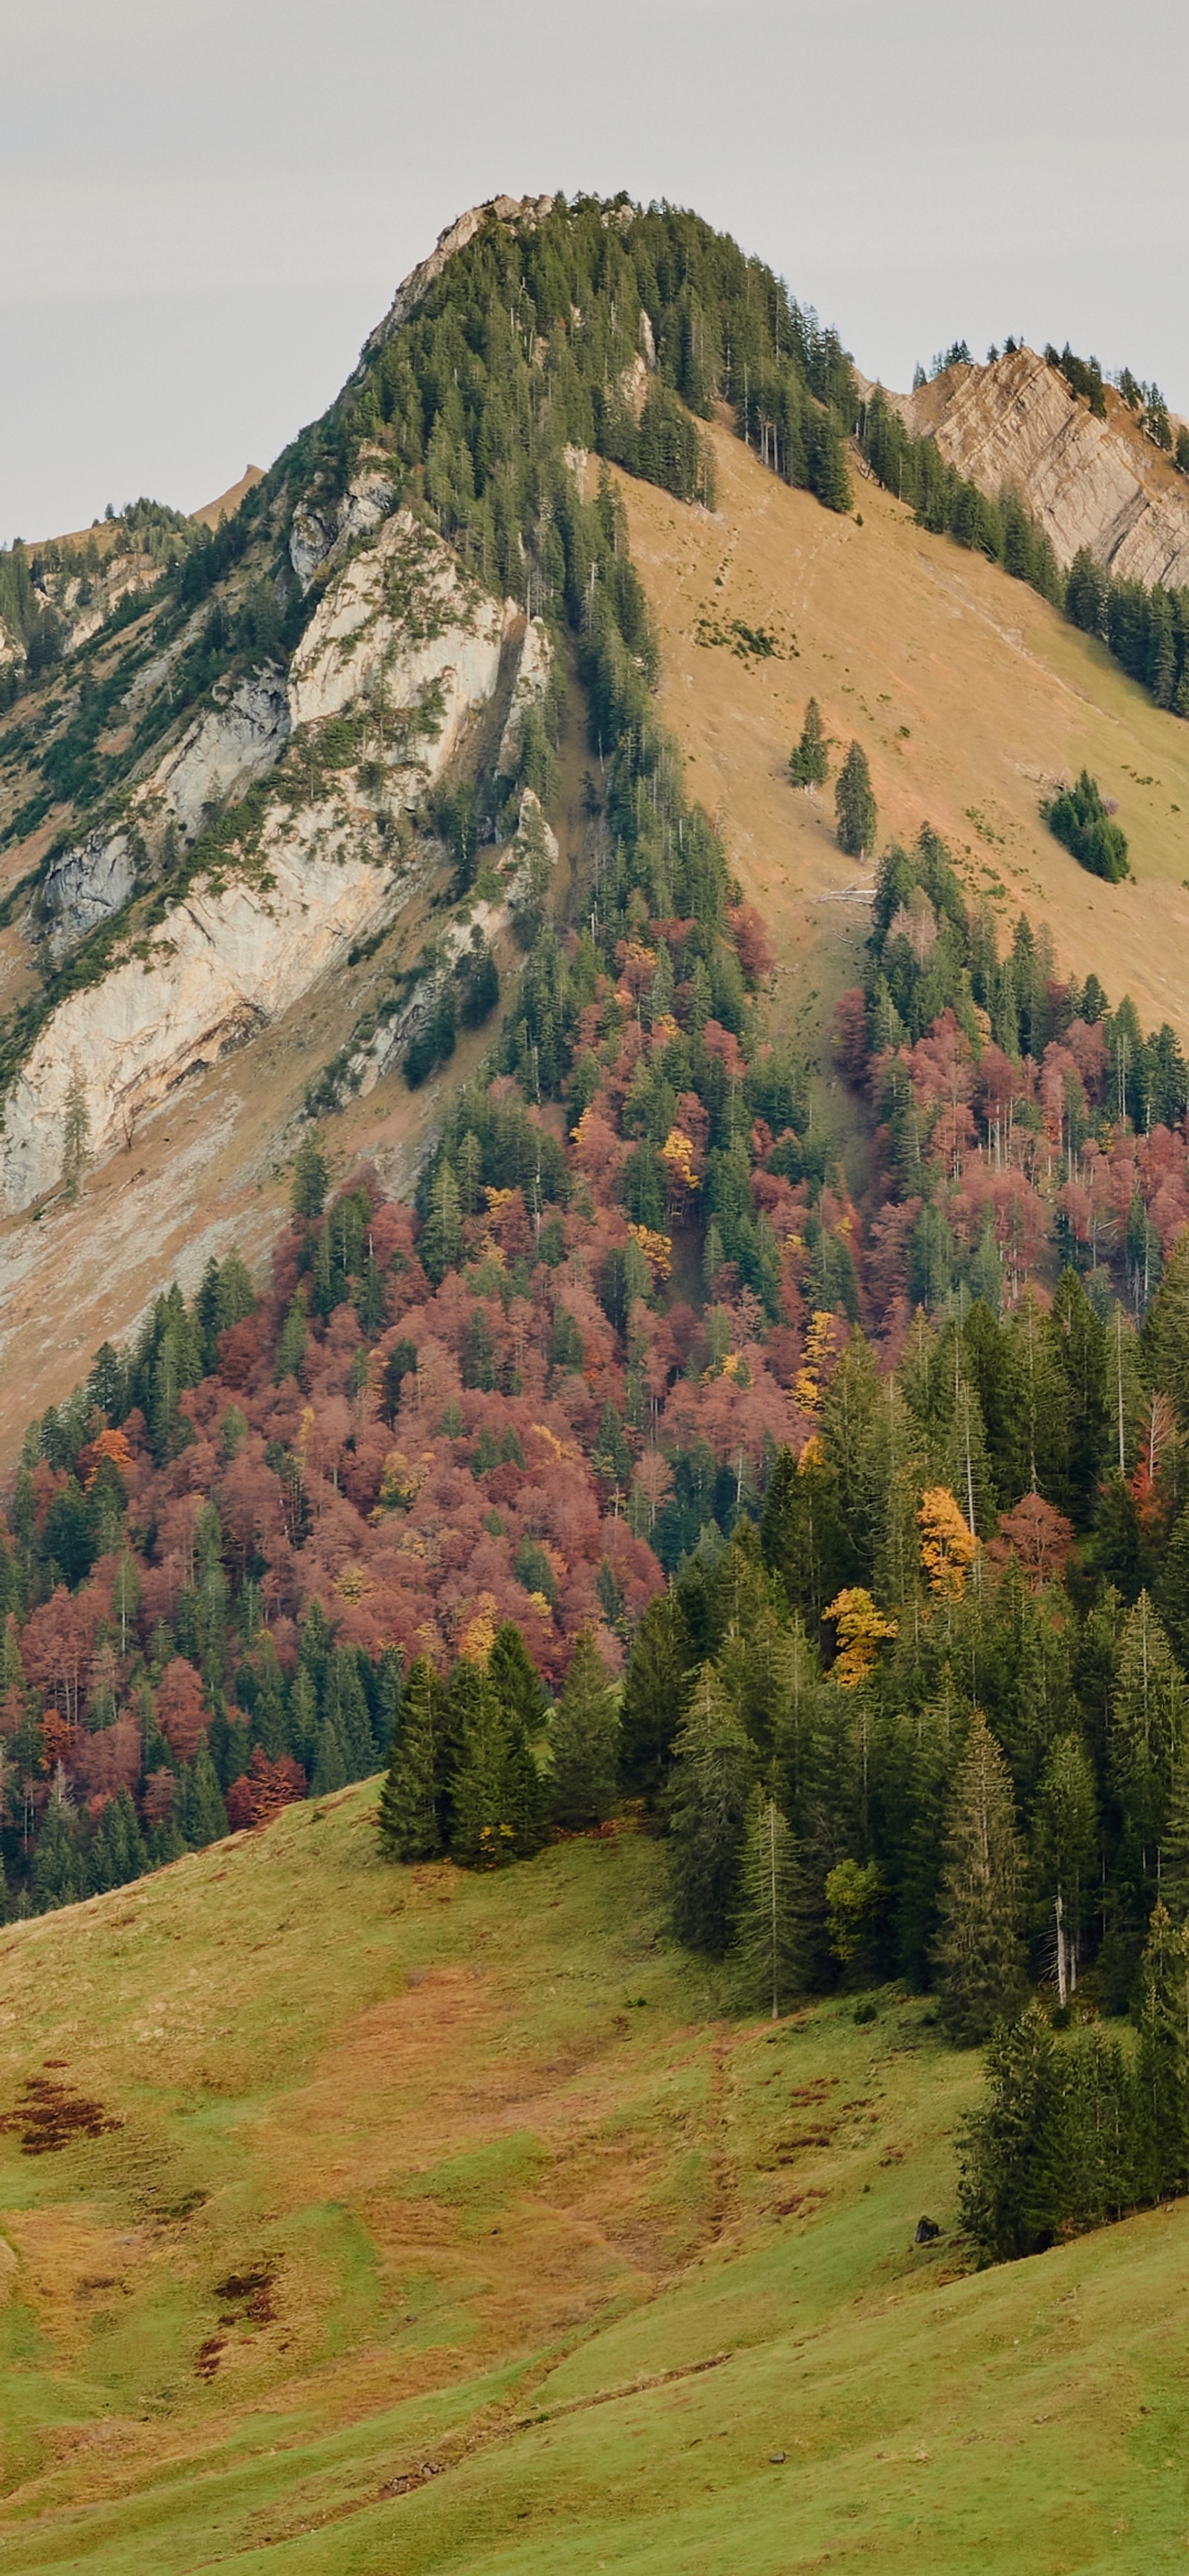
[41, 831, 136, 958]
[149, 668, 291, 841]
[289, 467, 398, 593]
[496, 617, 552, 775]
[0, 819, 403, 1212]
[288, 508, 517, 783]
[4, 512, 523, 1207]
[900, 348, 1189, 585]
[41, 670, 292, 960]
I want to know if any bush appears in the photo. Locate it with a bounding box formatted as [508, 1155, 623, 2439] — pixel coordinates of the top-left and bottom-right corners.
[1044, 770, 1129, 882]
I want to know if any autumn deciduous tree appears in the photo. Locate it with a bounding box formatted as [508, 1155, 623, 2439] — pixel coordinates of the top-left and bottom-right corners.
[155, 1658, 208, 1763]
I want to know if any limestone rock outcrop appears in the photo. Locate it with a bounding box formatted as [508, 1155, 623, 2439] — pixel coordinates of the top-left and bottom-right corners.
[900, 348, 1189, 585]
[288, 508, 518, 784]
[0, 816, 402, 1212]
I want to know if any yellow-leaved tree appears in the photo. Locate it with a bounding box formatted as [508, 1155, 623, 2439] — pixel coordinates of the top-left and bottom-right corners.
[919, 1486, 976, 1598]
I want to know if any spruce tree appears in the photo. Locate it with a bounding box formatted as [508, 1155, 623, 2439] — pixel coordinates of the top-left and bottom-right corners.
[666, 1664, 756, 1954]
[489, 1621, 548, 1739]
[549, 1629, 620, 1827]
[378, 1655, 443, 1860]
[176, 1744, 229, 1847]
[450, 1664, 545, 1865]
[933, 1711, 1026, 2042]
[788, 698, 829, 789]
[1109, 1592, 1188, 1857]
[619, 1589, 693, 1798]
[291, 1129, 330, 1220]
[835, 742, 877, 858]
[1134, 1902, 1189, 2201]
[730, 1788, 807, 2018]
[1029, 1732, 1098, 1999]
[420, 1162, 462, 1285]
[957, 2002, 1057, 2261]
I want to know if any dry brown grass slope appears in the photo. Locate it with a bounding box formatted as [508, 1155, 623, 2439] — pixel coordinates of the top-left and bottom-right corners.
[617, 418, 1189, 1045]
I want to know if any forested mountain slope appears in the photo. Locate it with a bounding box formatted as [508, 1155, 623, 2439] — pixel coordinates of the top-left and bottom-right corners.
[3, 193, 1189, 1460]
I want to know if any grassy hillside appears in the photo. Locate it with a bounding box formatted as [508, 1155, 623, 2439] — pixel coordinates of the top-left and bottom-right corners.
[620, 418, 1189, 1051]
[1, 1795, 1188, 2572]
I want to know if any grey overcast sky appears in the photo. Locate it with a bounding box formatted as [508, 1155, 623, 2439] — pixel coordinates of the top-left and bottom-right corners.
[4, 0, 1188, 543]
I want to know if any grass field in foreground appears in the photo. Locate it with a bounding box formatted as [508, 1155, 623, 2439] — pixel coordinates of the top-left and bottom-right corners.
[0, 1789, 1187, 2572]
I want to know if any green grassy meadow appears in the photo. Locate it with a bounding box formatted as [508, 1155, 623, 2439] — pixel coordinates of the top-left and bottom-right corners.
[0, 1791, 1185, 2572]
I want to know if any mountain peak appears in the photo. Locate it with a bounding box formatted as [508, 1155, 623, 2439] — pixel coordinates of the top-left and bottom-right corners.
[362, 192, 557, 359]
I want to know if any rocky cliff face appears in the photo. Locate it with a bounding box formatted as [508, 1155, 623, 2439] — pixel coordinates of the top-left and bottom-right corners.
[2, 499, 540, 1210]
[899, 347, 1189, 585]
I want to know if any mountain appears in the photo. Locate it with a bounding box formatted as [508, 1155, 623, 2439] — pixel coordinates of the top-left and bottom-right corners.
[1, 198, 1189, 1460]
[6, 186, 1189, 2568]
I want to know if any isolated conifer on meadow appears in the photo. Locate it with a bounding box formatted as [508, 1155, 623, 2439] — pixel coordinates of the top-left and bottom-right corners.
[788, 697, 829, 788]
[835, 740, 877, 857]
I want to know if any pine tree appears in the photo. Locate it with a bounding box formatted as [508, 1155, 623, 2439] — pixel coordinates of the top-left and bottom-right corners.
[835, 742, 877, 858]
[549, 1629, 620, 1827]
[666, 1664, 756, 1954]
[730, 1788, 807, 2018]
[378, 1656, 443, 1860]
[788, 698, 829, 789]
[933, 1710, 1027, 2043]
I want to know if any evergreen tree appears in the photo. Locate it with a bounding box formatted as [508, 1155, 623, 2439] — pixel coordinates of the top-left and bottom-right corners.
[1030, 1732, 1098, 1999]
[311, 1713, 349, 1795]
[1109, 1592, 1188, 1857]
[730, 1788, 808, 2018]
[835, 742, 877, 858]
[1133, 1902, 1189, 2200]
[291, 1129, 330, 1219]
[175, 1744, 229, 1848]
[788, 698, 829, 788]
[666, 1664, 756, 1954]
[549, 1629, 620, 1827]
[31, 1788, 85, 1910]
[619, 1589, 694, 1797]
[933, 1711, 1027, 2042]
[957, 2002, 1058, 2262]
[378, 1656, 443, 1860]
[489, 1620, 548, 1739]
[420, 1162, 462, 1285]
[450, 1663, 545, 1865]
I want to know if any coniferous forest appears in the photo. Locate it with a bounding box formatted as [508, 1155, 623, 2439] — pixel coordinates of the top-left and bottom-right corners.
[6, 196, 1189, 2277]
